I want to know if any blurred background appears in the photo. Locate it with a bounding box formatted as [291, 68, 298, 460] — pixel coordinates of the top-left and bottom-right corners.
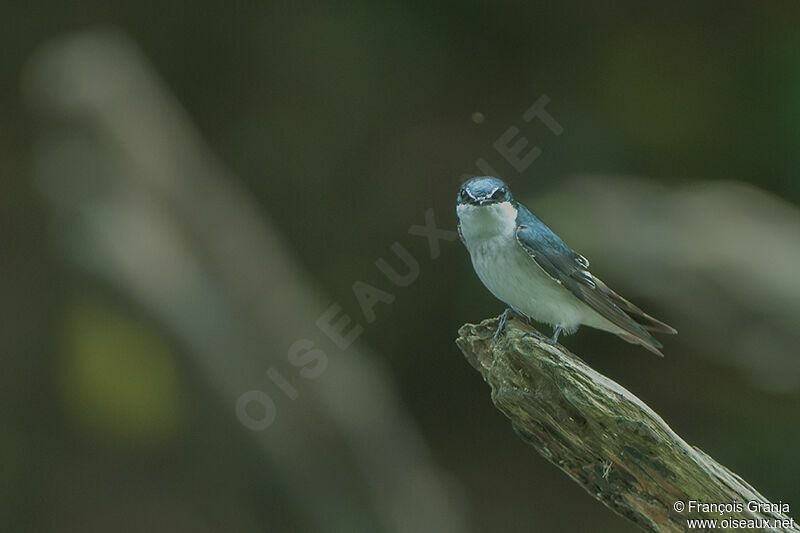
[2, 2, 800, 532]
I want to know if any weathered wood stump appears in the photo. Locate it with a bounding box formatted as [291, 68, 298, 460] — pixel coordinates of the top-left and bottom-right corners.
[456, 316, 798, 532]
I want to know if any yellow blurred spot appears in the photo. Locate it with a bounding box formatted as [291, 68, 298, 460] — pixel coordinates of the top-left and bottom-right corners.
[57, 298, 183, 445]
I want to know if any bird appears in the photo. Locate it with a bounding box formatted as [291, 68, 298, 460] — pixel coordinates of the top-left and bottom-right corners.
[456, 176, 676, 356]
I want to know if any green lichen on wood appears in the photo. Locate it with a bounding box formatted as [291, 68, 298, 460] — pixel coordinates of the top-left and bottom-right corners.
[456, 316, 798, 533]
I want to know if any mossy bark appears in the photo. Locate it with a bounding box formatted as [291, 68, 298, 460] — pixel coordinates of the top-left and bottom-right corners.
[456, 316, 798, 532]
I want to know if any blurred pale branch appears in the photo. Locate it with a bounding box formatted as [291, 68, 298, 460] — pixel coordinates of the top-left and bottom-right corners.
[457, 317, 799, 533]
[25, 28, 467, 533]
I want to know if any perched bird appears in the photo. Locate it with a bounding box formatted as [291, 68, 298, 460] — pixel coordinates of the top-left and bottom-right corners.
[456, 176, 676, 356]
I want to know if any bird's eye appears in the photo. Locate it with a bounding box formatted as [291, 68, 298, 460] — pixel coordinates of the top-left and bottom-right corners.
[460, 189, 470, 202]
[491, 187, 506, 201]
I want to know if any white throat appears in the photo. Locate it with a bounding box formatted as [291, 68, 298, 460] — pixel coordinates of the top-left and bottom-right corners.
[457, 201, 518, 243]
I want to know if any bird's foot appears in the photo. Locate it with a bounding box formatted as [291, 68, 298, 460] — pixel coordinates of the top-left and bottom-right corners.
[493, 308, 521, 343]
[547, 326, 565, 345]
[522, 330, 547, 342]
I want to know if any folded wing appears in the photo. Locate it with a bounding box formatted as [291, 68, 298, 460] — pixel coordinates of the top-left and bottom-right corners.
[514, 206, 676, 356]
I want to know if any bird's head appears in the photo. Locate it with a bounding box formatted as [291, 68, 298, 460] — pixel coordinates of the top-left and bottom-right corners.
[457, 177, 513, 207]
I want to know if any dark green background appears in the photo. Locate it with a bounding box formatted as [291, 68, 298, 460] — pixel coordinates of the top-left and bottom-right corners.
[2, 2, 799, 532]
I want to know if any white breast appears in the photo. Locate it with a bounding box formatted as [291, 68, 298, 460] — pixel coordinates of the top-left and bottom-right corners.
[457, 202, 603, 332]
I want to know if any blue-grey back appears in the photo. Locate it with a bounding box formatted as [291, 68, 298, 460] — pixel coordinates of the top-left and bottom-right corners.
[514, 203, 573, 256]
